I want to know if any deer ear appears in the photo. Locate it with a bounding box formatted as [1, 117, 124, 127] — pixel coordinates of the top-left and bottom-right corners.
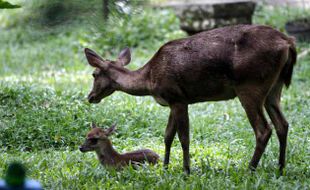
[117, 47, 131, 66]
[91, 122, 97, 129]
[105, 124, 116, 136]
[85, 48, 109, 70]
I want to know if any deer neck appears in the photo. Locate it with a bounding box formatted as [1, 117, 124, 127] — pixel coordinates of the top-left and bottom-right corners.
[109, 65, 151, 96]
[95, 140, 120, 165]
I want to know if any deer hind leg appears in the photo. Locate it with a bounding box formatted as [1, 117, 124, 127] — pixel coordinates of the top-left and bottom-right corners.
[236, 86, 272, 170]
[264, 82, 289, 173]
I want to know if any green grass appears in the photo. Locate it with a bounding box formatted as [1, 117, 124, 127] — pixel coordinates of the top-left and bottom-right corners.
[0, 1, 310, 189]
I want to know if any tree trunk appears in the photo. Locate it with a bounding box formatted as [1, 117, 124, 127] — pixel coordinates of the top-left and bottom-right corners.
[103, 0, 109, 21]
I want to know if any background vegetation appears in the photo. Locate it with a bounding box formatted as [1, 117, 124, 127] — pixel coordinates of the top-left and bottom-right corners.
[0, 0, 309, 189]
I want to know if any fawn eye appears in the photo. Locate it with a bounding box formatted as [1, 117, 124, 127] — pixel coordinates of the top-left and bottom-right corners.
[89, 138, 98, 144]
[92, 73, 96, 78]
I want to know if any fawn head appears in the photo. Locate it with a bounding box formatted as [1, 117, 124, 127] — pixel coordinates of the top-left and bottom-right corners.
[79, 123, 116, 152]
[85, 48, 131, 103]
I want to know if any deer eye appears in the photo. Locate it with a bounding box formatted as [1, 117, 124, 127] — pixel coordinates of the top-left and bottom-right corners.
[89, 138, 98, 144]
[92, 73, 96, 78]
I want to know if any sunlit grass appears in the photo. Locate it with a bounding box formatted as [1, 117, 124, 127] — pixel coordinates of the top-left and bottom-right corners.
[0, 70, 90, 92]
[0, 2, 310, 189]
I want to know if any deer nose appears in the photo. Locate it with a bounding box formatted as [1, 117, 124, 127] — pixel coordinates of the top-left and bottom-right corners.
[88, 96, 93, 103]
[88, 94, 95, 103]
[88, 93, 101, 104]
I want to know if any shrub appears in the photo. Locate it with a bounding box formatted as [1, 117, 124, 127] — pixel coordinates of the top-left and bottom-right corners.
[84, 8, 185, 55]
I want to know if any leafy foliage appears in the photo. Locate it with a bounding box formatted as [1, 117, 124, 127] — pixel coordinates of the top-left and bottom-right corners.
[253, 2, 310, 32]
[83, 8, 185, 55]
[0, 0, 20, 9]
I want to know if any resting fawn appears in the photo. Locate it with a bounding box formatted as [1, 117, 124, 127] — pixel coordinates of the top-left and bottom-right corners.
[79, 123, 159, 168]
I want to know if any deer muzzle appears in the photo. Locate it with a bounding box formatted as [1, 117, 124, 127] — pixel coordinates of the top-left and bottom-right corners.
[88, 93, 101, 104]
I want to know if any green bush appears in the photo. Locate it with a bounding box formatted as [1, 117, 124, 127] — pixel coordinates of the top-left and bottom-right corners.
[0, 0, 101, 28]
[85, 8, 185, 55]
[0, 0, 20, 9]
[253, 2, 310, 32]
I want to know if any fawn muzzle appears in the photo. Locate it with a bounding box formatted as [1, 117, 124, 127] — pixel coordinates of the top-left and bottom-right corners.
[79, 146, 87, 152]
[79, 145, 94, 152]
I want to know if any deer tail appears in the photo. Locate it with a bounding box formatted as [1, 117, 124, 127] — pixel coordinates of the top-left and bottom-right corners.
[281, 37, 297, 88]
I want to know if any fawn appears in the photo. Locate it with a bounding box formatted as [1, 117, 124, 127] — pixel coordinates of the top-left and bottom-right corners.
[79, 123, 159, 168]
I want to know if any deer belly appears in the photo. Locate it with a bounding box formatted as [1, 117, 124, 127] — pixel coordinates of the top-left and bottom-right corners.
[153, 96, 169, 106]
[187, 87, 237, 102]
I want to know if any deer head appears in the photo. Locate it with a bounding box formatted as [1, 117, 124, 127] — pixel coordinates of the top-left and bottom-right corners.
[85, 48, 131, 103]
[79, 123, 116, 152]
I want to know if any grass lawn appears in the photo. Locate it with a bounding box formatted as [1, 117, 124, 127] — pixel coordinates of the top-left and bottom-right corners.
[0, 2, 309, 189]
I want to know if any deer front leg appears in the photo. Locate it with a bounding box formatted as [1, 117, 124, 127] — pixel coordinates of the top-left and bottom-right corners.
[164, 108, 177, 168]
[164, 104, 190, 174]
[176, 106, 190, 174]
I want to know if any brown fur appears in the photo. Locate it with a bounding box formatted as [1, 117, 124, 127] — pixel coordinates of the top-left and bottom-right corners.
[84, 25, 297, 174]
[79, 124, 159, 169]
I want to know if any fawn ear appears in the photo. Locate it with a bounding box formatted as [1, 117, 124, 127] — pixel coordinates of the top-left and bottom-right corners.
[85, 48, 109, 70]
[91, 122, 97, 129]
[116, 47, 131, 66]
[105, 124, 116, 136]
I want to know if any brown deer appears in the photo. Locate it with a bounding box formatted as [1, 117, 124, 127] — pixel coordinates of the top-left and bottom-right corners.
[84, 25, 297, 174]
[79, 123, 159, 168]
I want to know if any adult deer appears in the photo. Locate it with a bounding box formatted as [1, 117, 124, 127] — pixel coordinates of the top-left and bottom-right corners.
[84, 25, 296, 174]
